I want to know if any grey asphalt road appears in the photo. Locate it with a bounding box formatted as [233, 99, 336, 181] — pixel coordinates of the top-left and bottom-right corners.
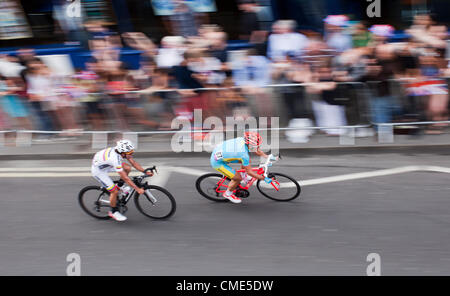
[1, 151, 450, 275]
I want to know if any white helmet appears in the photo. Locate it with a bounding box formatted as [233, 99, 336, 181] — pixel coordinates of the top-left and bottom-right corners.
[115, 139, 135, 154]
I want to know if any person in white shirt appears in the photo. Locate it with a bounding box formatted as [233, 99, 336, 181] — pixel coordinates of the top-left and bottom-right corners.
[156, 36, 186, 68]
[267, 20, 309, 61]
[91, 139, 153, 221]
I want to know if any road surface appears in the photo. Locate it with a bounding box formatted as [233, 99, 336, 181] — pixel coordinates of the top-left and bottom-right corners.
[1, 150, 450, 275]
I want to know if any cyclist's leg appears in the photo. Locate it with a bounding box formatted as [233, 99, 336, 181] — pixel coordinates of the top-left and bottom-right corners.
[212, 160, 241, 192]
[92, 166, 119, 209]
[102, 168, 126, 221]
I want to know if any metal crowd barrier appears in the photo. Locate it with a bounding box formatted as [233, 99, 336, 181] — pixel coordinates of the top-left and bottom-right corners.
[1, 121, 447, 149]
[0, 125, 372, 148]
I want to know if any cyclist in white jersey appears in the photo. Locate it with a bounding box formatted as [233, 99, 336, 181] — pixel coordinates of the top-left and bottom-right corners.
[91, 139, 153, 221]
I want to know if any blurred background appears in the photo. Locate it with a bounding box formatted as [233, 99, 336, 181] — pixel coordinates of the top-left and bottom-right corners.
[0, 0, 449, 147]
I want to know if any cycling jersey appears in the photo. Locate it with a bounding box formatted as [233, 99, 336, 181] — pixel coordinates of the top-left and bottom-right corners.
[92, 147, 124, 172]
[210, 137, 250, 179]
[91, 147, 123, 192]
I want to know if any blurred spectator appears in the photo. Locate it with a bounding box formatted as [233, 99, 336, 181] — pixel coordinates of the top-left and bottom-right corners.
[25, 60, 58, 133]
[233, 48, 273, 118]
[233, 48, 271, 88]
[238, 0, 261, 41]
[237, 1, 269, 56]
[267, 20, 309, 61]
[122, 32, 157, 60]
[351, 21, 372, 48]
[171, 49, 204, 89]
[207, 31, 229, 65]
[104, 65, 131, 131]
[215, 76, 250, 120]
[141, 68, 179, 129]
[72, 67, 105, 131]
[0, 76, 32, 131]
[272, 53, 311, 122]
[324, 15, 352, 53]
[361, 36, 403, 127]
[406, 15, 449, 133]
[156, 36, 186, 69]
[306, 59, 347, 135]
[171, 49, 208, 119]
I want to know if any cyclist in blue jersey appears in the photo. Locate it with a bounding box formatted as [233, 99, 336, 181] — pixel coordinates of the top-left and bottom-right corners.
[210, 131, 277, 203]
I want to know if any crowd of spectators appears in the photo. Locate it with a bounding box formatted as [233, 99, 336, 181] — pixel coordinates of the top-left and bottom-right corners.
[0, 1, 449, 142]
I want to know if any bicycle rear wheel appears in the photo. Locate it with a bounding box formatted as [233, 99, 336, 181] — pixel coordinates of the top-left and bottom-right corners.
[78, 186, 111, 219]
[134, 185, 176, 219]
[256, 173, 301, 202]
[195, 173, 230, 202]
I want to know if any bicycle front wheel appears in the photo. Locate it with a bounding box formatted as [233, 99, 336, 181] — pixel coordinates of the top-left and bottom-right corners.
[256, 173, 301, 202]
[134, 185, 176, 219]
[78, 186, 111, 219]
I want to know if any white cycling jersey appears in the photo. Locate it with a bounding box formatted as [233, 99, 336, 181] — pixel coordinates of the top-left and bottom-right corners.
[92, 147, 124, 172]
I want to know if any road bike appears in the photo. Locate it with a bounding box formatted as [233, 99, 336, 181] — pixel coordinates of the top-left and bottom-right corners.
[79, 166, 176, 220]
[196, 154, 301, 202]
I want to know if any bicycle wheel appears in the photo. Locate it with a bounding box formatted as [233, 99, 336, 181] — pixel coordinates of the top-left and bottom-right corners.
[134, 185, 176, 219]
[256, 173, 301, 202]
[196, 173, 230, 202]
[78, 186, 111, 219]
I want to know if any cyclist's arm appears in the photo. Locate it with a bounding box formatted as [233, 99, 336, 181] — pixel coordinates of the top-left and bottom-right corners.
[242, 165, 265, 180]
[255, 148, 269, 158]
[118, 170, 141, 191]
[125, 155, 144, 172]
[124, 155, 153, 176]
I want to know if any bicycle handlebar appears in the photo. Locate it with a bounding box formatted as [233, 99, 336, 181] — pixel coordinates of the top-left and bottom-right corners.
[133, 166, 157, 183]
[259, 154, 279, 178]
[144, 166, 157, 174]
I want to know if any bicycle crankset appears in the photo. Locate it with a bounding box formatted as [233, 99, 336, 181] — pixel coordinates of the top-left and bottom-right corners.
[118, 204, 128, 214]
[235, 189, 250, 198]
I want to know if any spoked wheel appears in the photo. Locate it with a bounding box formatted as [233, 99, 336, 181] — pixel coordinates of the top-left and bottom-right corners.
[78, 186, 111, 219]
[256, 173, 301, 202]
[195, 173, 231, 202]
[134, 185, 176, 219]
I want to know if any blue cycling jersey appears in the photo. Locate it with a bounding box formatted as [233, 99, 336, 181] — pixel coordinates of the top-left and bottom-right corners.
[211, 137, 250, 166]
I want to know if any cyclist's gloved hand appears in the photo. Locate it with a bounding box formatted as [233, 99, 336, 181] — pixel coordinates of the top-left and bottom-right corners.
[269, 155, 278, 161]
[264, 177, 273, 184]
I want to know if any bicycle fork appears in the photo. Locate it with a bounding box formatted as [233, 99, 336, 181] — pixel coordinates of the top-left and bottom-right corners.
[144, 189, 158, 205]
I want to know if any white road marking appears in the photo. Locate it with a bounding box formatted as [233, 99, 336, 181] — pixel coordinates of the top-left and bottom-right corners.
[299, 165, 424, 187]
[0, 166, 449, 190]
[170, 166, 210, 176]
[0, 167, 90, 172]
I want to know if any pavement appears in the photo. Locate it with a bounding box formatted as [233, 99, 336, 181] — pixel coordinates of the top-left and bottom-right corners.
[1, 151, 450, 275]
[1, 128, 450, 159]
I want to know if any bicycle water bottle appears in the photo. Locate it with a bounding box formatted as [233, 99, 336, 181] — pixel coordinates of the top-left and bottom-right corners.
[121, 186, 131, 197]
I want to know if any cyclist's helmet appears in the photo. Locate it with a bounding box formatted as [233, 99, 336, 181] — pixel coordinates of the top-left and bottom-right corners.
[115, 139, 135, 154]
[243, 131, 262, 148]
